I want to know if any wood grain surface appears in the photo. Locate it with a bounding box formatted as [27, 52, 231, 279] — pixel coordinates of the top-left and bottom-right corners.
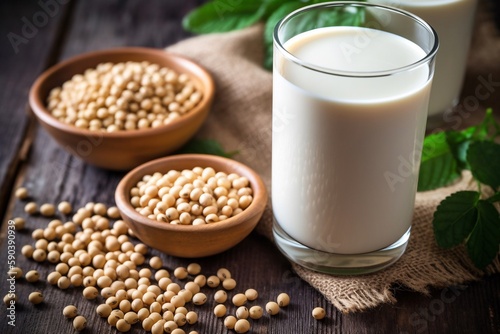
[0, 1, 499, 333]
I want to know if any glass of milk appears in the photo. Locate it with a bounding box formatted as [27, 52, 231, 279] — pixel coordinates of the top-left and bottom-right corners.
[272, 2, 439, 274]
[368, 0, 478, 125]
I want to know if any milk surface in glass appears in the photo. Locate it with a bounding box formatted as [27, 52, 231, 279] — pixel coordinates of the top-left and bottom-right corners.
[272, 26, 432, 255]
[369, 0, 478, 116]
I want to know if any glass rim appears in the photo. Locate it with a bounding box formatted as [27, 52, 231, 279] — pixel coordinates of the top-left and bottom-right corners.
[273, 1, 439, 78]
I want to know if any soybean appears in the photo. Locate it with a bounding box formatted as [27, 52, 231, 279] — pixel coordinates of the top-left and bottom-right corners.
[234, 319, 251, 333]
[116, 319, 131, 332]
[312, 307, 326, 320]
[266, 301, 280, 315]
[187, 263, 201, 275]
[245, 288, 258, 301]
[83, 286, 99, 300]
[15, 187, 29, 199]
[58, 201, 73, 215]
[249, 306, 263, 320]
[224, 315, 237, 330]
[216, 268, 231, 281]
[25, 202, 37, 214]
[63, 305, 78, 318]
[96, 303, 112, 318]
[207, 275, 220, 288]
[40, 203, 56, 217]
[222, 278, 236, 290]
[4, 293, 17, 305]
[73, 315, 87, 331]
[28, 291, 44, 304]
[12, 217, 25, 230]
[214, 290, 227, 303]
[186, 311, 198, 325]
[174, 266, 188, 280]
[192, 292, 207, 306]
[232, 293, 247, 307]
[236, 306, 249, 319]
[277, 292, 290, 307]
[214, 304, 226, 317]
[9, 267, 23, 279]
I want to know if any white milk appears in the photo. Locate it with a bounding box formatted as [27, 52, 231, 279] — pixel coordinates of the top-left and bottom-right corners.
[272, 26, 432, 254]
[369, 0, 478, 116]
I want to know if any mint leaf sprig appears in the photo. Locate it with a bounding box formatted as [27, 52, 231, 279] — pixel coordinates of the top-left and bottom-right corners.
[182, 0, 365, 70]
[418, 109, 500, 191]
[422, 109, 500, 269]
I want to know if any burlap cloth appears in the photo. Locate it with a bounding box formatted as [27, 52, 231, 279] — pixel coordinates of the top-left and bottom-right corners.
[166, 2, 500, 313]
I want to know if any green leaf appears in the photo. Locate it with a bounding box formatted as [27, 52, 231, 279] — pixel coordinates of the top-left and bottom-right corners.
[475, 108, 500, 140]
[183, 1, 266, 34]
[263, 1, 305, 70]
[178, 138, 237, 158]
[433, 191, 479, 248]
[263, 1, 305, 46]
[261, 0, 291, 18]
[467, 141, 500, 190]
[466, 200, 500, 269]
[445, 128, 474, 170]
[417, 132, 461, 191]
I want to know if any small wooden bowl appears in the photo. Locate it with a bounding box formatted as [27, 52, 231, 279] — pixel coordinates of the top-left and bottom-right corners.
[115, 154, 268, 258]
[29, 47, 214, 170]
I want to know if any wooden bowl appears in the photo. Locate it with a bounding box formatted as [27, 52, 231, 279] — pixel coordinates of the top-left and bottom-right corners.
[29, 47, 214, 170]
[115, 154, 268, 258]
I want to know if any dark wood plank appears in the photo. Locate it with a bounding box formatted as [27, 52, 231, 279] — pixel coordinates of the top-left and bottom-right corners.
[0, 0, 73, 221]
[0, 0, 499, 334]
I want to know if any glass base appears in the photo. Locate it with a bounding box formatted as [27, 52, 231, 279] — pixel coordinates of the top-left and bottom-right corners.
[273, 221, 410, 275]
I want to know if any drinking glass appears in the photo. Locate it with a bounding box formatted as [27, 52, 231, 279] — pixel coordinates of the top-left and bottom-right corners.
[272, 1, 439, 274]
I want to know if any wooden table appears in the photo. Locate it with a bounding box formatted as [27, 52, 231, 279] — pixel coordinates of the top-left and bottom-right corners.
[1, 1, 499, 333]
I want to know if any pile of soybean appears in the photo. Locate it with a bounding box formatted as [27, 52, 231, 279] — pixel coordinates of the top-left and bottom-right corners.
[6, 187, 326, 333]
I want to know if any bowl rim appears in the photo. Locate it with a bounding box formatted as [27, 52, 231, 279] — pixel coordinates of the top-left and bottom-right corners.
[115, 154, 268, 233]
[28, 46, 215, 138]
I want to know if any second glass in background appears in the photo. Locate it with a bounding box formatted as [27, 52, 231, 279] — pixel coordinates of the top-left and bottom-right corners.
[369, 0, 478, 125]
